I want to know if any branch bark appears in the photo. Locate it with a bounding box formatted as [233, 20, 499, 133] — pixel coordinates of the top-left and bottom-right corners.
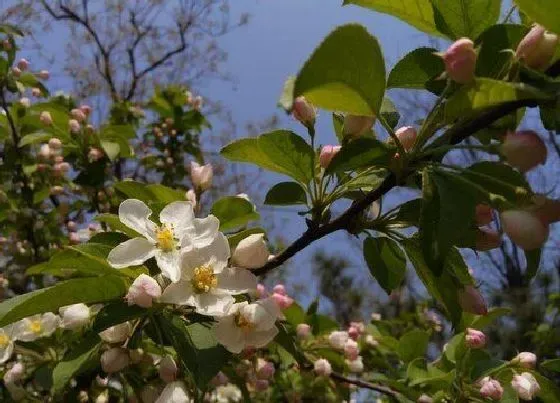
[330, 371, 400, 398]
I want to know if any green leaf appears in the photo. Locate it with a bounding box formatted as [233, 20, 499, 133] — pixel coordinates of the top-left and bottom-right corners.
[18, 132, 50, 147]
[444, 79, 546, 123]
[278, 76, 296, 111]
[92, 301, 147, 332]
[380, 97, 400, 129]
[145, 184, 186, 204]
[332, 113, 345, 142]
[468, 307, 510, 329]
[227, 228, 266, 249]
[431, 0, 502, 40]
[326, 138, 392, 174]
[17, 72, 49, 96]
[525, 248, 542, 279]
[0, 275, 128, 327]
[293, 24, 386, 116]
[221, 130, 315, 184]
[363, 237, 407, 294]
[387, 48, 444, 89]
[95, 213, 142, 238]
[397, 330, 430, 362]
[162, 315, 231, 390]
[541, 359, 560, 373]
[52, 334, 101, 394]
[531, 371, 560, 402]
[264, 182, 307, 206]
[283, 302, 306, 326]
[514, 0, 560, 34]
[343, 0, 439, 35]
[211, 196, 260, 231]
[101, 140, 120, 161]
[394, 198, 422, 227]
[307, 314, 339, 335]
[89, 232, 130, 247]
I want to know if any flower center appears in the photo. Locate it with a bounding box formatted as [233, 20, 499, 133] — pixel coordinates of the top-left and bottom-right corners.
[28, 320, 43, 334]
[155, 225, 176, 252]
[234, 313, 254, 331]
[0, 333, 9, 347]
[191, 266, 217, 294]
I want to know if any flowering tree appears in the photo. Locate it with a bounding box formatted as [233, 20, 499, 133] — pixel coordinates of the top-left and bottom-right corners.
[0, 1, 560, 402]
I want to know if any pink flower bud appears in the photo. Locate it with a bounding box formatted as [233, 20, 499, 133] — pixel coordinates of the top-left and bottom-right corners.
[17, 58, 29, 71]
[531, 195, 560, 225]
[3, 362, 25, 385]
[125, 274, 162, 308]
[100, 348, 129, 373]
[512, 352, 537, 369]
[80, 105, 92, 116]
[31, 88, 41, 97]
[348, 326, 360, 340]
[256, 283, 267, 298]
[395, 126, 417, 151]
[67, 221, 77, 232]
[479, 378, 503, 400]
[40, 111, 53, 126]
[296, 323, 311, 339]
[159, 355, 177, 383]
[458, 285, 488, 315]
[47, 138, 61, 151]
[210, 371, 229, 387]
[292, 96, 316, 126]
[71, 108, 87, 122]
[313, 358, 332, 376]
[256, 358, 275, 380]
[37, 70, 49, 80]
[475, 227, 502, 251]
[11, 67, 21, 77]
[516, 24, 559, 71]
[501, 210, 549, 250]
[443, 38, 477, 84]
[511, 372, 540, 400]
[190, 161, 213, 191]
[185, 189, 197, 208]
[343, 115, 375, 138]
[38, 144, 51, 160]
[343, 339, 360, 360]
[417, 395, 433, 403]
[254, 379, 269, 391]
[328, 331, 349, 350]
[272, 284, 286, 296]
[475, 204, 493, 226]
[465, 328, 486, 349]
[501, 130, 547, 172]
[319, 145, 341, 168]
[69, 232, 80, 244]
[272, 292, 293, 309]
[68, 119, 81, 134]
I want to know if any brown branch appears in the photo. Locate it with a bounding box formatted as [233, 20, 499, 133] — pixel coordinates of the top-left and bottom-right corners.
[253, 97, 543, 277]
[330, 371, 400, 398]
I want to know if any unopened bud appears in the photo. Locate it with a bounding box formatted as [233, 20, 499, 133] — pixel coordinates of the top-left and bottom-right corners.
[395, 126, 417, 151]
[511, 352, 537, 369]
[190, 161, 213, 191]
[313, 358, 332, 376]
[296, 323, 311, 339]
[37, 70, 49, 80]
[516, 24, 559, 71]
[511, 372, 540, 400]
[501, 131, 547, 173]
[17, 58, 29, 71]
[475, 204, 493, 226]
[71, 108, 86, 122]
[465, 328, 486, 349]
[501, 210, 549, 250]
[40, 111, 53, 126]
[319, 145, 341, 168]
[292, 96, 316, 127]
[442, 38, 476, 84]
[479, 378, 503, 400]
[159, 355, 177, 383]
[68, 119, 81, 134]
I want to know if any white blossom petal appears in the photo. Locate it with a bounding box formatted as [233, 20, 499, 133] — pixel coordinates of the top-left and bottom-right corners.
[155, 250, 182, 283]
[180, 233, 230, 276]
[159, 201, 195, 233]
[0, 326, 14, 364]
[192, 292, 234, 316]
[246, 298, 280, 332]
[245, 327, 279, 349]
[160, 281, 195, 305]
[156, 381, 191, 403]
[213, 316, 245, 354]
[180, 215, 220, 249]
[217, 267, 257, 295]
[107, 238, 156, 268]
[119, 199, 157, 240]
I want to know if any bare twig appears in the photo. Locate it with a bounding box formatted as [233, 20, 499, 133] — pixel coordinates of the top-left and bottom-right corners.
[330, 371, 400, 398]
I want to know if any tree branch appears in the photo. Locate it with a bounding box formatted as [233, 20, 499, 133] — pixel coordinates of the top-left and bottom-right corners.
[330, 371, 400, 398]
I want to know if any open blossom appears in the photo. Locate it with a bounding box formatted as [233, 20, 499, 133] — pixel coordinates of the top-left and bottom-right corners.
[501, 210, 549, 251]
[126, 274, 162, 308]
[344, 339, 359, 360]
[512, 352, 537, 369]
[215, 384, 242, 403]
[292, 96, 316, 126]
[442, 38, 476, 84]
[15, 312, 60, 342]
[465, 328, 486, 349]
[479, 377, 503, 400]
[160, 234, 257, 316]
[511, 372, 540, 400]
[213, 297, 280, 354]
[314, 358, 332, 377]
[343, 115, 375, 138]
[0, 325, 16, 363]
[328, 330, 349, 350]
[99, 322, 133, 344]
[59, 303, 91, 330]
[190, 161, 213, 191]
[346, 356, 364, 373]
[516, 24, 559, 71]
[319, 145, 341, 168]
[101, 347, 129, 373]
[159, 355, 178, 383]
[501, 131, 547, 173]
[231, 233, 270, 269]
[107, 199, 219, 282]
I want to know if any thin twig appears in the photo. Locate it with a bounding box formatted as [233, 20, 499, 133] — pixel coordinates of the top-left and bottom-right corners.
[330, 371, 400, 398]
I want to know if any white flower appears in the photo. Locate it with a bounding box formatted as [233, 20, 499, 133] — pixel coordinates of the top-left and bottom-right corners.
[512, 352, 537, 369]
[126, 274, 162, 308]
[107, 199, 219, 282]
[156, 381, 192, 403]
[346, 356, 364, 373]
[328, 331, 349, 350]
[314, 358, 332, 377]
[159, 355, 178, 383]
[59, 303, 91, 330]
[213, 297, 280, 354]
[511, 372, 540, 400]
[231, 234, 270, 269]
[160, 234, 257, 316]
[215, 384, 242, 403]
[14, 313, 60, 342]
[190, 161, 213, 191]
[0, 325, 16, 364]
[100, 347, 129, 373]
[99, 322, 133, 344]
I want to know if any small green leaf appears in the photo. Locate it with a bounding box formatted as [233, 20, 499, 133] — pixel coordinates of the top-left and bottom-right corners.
[0, 275, 128, 327]
[326, 138, 392, 174]
[363, 237, 407, 294]
[283, 302, 306, 326]
[388, 48, 444, 89]
[18, 132, 50, 147]
[221, 130, 315, 184]
[541, 359, 560, 373]
[380, 97, 400, 129]
[293, 24, 386, 116]
[101, 140, 120, 161]
[514, 0, 560, 34]
[307, 314, 339, 335]
[211, 196, 260, 231]
[332, 113, 345, 142]
[92, 301, 147, 332]
[431, 0, 502, 40]
[468, 307, 511, 329]
[264, 182, 307, 206]
[17, 72, 49, 96]
[343, 0, 439, 35]
[398, 330, 430, 362]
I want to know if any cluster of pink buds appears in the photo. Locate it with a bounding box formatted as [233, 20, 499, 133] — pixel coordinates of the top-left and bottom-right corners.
[270, 284, 294, 310]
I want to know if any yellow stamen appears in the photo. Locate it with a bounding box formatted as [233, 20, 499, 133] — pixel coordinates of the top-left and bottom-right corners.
[0, 333, 9, 347]
[155, 225, 175, 252]
[234, 312, 254, 331]
[28, 320, 42, 334]
[191, 266, 218, 293]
